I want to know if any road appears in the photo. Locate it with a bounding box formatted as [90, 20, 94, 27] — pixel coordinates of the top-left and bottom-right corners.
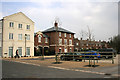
[2, 60, 119, 79]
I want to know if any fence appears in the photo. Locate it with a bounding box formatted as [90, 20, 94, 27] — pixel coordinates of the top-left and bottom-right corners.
[55, 51, 115, 66]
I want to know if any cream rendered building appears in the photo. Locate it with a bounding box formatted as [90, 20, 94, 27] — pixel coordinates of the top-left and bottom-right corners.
[1, 12, 34, 57]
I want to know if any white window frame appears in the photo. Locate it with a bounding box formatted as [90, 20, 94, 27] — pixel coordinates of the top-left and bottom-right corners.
[64, 33, 66, 37]
[10, 22, 14, 27]
[26, 47, 30, 56]
[18, 34, 22, 40]
[18, 47, 22, 56]
[9, 33, 13, 39]
[76, 43, 79, 45]
[0, 33, 2, 40]
[59, 32, 61, 37]
[26, 34, 30, 40]
[18, 24, 22, 29]
[64, 39, 67, 45]
[26, 25, 30, 30]
[69, 40, 72, 45]
[45, 38, 48, 43]
[38, 35, 41, 43]
[59, 38, 62, 45]
[69, 34, 71, 38]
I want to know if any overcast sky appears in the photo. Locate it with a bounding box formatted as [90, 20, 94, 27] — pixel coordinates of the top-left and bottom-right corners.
[0, 0, 119, 41]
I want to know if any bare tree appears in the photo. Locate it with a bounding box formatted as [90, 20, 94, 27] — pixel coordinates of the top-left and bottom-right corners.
[78, 25, 95, 41]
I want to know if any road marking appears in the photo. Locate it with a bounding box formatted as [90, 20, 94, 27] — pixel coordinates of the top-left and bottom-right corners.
[48, 65, 106, 75]
[10, 60, 41, 66]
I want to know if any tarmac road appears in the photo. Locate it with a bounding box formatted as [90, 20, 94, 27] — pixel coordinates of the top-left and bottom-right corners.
[2, 60, 116, 79]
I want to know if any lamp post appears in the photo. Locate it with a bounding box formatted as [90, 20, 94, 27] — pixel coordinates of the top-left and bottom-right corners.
[25, 34, 27, 57]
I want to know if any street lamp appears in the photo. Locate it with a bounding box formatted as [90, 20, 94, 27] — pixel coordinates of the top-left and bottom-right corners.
[25, 34, 27, 57]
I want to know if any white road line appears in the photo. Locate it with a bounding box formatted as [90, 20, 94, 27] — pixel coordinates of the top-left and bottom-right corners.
[10, 60, 41, 66]
[47, 65, 106, 75]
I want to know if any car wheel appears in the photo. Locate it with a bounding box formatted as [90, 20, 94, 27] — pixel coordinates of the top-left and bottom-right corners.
[80, 59, 82, 61]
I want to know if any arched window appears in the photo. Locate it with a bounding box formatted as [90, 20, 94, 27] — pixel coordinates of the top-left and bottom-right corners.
[38, 35, 41, 42]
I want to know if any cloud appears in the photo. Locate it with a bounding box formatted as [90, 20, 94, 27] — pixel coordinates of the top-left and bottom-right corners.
[1, 0, 118, 41]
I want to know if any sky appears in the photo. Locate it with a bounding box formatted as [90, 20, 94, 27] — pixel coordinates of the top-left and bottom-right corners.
[0, 0, 119, 41]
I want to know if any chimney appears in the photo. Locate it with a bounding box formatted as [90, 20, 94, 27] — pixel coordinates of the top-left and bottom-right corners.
[54, 21, 58, 27]
[81, 38, 82, 40]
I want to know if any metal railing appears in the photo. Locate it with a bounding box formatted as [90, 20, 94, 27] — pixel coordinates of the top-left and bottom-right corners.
[56, 51, 115, 67]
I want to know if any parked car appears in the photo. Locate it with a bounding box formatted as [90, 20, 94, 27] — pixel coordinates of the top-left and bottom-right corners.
[97, 48, 116, 59]
[81, 50, 101, 59]
[60, 53, 82, 61]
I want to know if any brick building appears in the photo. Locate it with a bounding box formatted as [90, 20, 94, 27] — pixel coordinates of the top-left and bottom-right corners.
[34, 31, 49, 56]
[42, 21, 75, 54]
[74, 38, 110, 51]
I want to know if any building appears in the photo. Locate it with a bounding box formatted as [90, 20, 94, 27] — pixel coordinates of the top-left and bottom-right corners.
[34, 31, 50, 56]
[1, 12, 34, 57]
[74, 38, 103, 51]
[41, 21, 75, 54]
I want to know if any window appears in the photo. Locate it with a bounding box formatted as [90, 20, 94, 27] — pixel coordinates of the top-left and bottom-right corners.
[26, 35, 30, 40]
[9, 33, 13, 39]
[86, 44, 88, 46]
[59, 32, 61, 37]
[0, 47, 1, 57]
[64, 39, 67, 45]
[18, 47, 22, 56]
[9, 47, 13, 57]
[18, 24, 22, 29]
[69, 34, 71, 38]
[59, 38, 62, 45]
[69, 40, 72, 45]
[70, 48, 72, 52]
[76, 43, 78, 45]
[38, 35, 41, 42]
[9, 22, 14, 27]
[0, 21, 2, 28]
[64, 33, 66, 37]
[64, 48, 67, 53]
[0, 33, 2, 40]
[26, 47, 30, 56]
[26, 25, 30, 30]
[45, 38, 48, 43]
[18, 34, 22, 40]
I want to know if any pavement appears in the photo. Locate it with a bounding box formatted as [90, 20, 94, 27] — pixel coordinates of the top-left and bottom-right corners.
[2, 54, 120, 78]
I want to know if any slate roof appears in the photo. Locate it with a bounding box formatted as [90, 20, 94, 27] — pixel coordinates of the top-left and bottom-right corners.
[42, 27, 75, 34]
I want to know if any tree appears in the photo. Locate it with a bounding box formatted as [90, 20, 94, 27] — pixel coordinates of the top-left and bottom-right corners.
[109, 35, 120, 53]
[79, 26, 95, 41]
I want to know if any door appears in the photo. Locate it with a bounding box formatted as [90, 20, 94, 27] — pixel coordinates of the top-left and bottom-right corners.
[64, 48, 67, 53]
[9, 47, 13, 57]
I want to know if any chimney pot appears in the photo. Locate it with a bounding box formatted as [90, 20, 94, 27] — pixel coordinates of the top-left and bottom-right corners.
[54, 21, 58, 27]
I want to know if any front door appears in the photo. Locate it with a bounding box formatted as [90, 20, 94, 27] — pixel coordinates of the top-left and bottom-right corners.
[9, 47, 13, 57]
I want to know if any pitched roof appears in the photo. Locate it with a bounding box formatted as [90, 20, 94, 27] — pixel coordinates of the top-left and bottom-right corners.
[3, 12, 34, 23]
[42, 27, 75, 34]
[34, 31, 49, 38]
